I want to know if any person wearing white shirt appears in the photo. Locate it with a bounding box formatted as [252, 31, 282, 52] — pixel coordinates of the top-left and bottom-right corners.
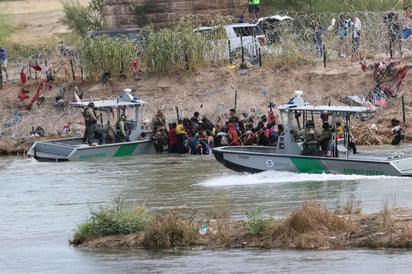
[351, 15, 362, 53]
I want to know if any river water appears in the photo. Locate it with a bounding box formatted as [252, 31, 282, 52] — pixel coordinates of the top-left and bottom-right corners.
[2, 148, 412, 273]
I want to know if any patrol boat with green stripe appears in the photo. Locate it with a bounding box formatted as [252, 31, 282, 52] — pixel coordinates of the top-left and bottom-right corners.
[28, 89, 155, 161]
[212, 99, 412, 176]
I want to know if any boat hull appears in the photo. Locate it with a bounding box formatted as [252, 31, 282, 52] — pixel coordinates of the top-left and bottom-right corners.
[28, 137, 156, 162]
[212, 146, 412, 177]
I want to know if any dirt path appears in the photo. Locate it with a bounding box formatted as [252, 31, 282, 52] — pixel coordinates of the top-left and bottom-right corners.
[1, 0, 89, 44]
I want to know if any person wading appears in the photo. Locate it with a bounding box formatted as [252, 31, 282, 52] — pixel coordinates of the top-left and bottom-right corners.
[152, 109, 168, 148]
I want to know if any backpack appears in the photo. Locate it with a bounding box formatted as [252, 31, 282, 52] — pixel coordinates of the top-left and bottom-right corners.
[398, 128, 405, 140]
[216, 132, 229, 146]
[220, 134, 229, 145]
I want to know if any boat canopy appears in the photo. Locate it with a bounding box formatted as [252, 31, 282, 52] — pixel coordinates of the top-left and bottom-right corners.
[277, 104, 373, 114]
[69, 91, 146, 110]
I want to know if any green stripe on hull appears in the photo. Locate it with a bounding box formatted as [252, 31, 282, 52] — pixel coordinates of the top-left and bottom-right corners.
[290, 157, 327, 173]
[114, 143, 138, 157]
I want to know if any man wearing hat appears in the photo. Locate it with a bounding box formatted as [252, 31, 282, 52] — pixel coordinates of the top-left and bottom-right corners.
[83, 102, 98, 146]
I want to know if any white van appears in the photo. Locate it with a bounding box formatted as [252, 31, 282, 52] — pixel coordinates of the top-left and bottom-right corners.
[194, 22, 268, 60]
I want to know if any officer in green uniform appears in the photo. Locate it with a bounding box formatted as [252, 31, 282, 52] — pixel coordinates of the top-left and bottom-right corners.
[117, 113, 128, 142]
[301, 120, 319, 156]
[318, 122, 333, 155]
[83, 102, 98, 146]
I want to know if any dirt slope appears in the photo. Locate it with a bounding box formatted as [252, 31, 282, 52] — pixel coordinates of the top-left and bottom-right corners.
[0, 0, 411, 154]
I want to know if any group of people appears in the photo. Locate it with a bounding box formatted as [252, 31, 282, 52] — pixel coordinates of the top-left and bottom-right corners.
[310, 14, 362, 58]
[81, 101, 129, 146]
[149, 107, 286, 155]
[336, 14, 361, 57]
[299, 119, 357, 156]
[81, 101, 405, 154]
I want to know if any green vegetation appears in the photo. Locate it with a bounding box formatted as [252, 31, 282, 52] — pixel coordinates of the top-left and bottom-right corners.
[262, 0, 407, 13]
[143, 18, 227, 75]
[70, 199, 354, 249]
[80, 35, 140, 80]
[243, 207, 270, 235]
[60, 0, 104, 36]
[70, 197, 412, 250]
[70, 198, 152, 245]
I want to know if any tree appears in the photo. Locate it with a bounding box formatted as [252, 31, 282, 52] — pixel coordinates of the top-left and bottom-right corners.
[60, 0, 104, 36]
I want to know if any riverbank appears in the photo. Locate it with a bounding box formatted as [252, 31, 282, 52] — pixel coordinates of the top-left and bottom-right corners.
[1, 1, 411, 154]
[1, 58, 411, 156]
[75, 202, 412, 250]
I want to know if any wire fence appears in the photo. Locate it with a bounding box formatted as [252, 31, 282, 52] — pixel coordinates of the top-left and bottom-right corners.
[262, 10, 412, 58]
[2, 10, 412, 139]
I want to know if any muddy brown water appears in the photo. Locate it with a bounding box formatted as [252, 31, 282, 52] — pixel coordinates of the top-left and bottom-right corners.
[2, 147, 412, 273]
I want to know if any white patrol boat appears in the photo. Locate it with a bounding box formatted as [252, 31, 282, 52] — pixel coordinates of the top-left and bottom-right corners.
[28, 89, 155, 161]
[212, 95, 412, 176]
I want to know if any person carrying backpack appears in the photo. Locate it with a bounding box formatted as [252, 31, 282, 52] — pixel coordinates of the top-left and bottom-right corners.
[215, 127, 229, 147]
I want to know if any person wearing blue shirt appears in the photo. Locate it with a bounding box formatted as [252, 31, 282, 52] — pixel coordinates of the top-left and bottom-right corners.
[0, 47, 8, 81]
[310, 19, 324, 58]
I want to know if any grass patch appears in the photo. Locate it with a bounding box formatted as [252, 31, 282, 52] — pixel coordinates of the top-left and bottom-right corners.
[382, 199, 393, 228]
[243, 207, 271, 235]
[71, 199, 362, 250]
[260, 200, 352, 249]
[335, 198, 362, 215]
[142, 209, 200, 249]
[70, 198, 152, 245]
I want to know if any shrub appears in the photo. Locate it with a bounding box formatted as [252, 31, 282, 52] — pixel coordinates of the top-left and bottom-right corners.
[285, 200, 347, 234]
[243, 207, 270, 235]
[70, 198, 152, 245]
[143, 209, 199, 249]
[60, 0, 103, 36]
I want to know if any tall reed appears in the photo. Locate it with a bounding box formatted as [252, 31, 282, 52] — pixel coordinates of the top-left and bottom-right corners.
[80, 35, 140, 80]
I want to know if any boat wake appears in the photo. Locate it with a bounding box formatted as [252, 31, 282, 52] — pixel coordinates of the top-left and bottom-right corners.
[198, 171, 398, 187]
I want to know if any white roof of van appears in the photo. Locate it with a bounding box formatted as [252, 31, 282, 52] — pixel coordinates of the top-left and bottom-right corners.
[257, 15, 294, 24]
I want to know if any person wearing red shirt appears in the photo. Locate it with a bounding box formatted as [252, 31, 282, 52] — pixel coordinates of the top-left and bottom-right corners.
[168, 122, 178, 153]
